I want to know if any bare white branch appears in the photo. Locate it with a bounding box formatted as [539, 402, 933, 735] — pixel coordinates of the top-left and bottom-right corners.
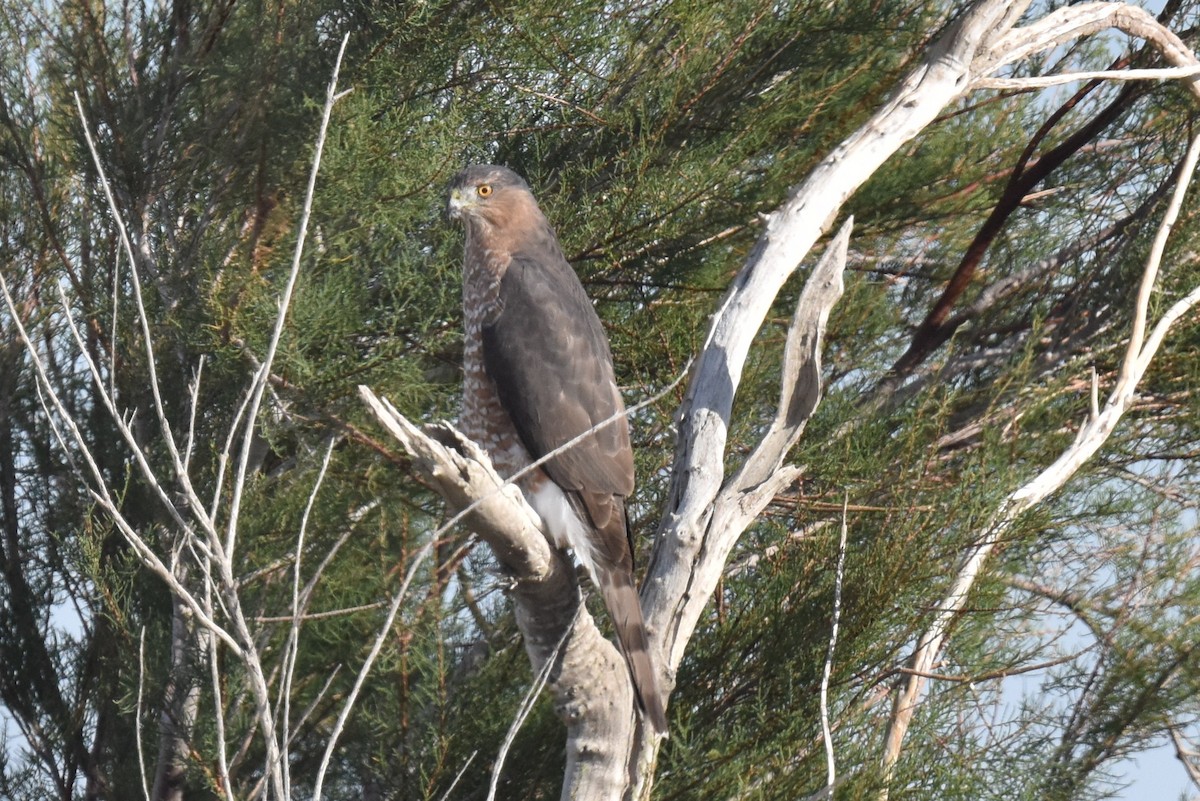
[185, 355, 205, 474]
[137, 627, 150, 801]
[648, 216, 851, 672]
[644, 7, 1055, 694]
[975, 63, 1200, 89]
[66, 33, 355, 801]
[206, 582, 235, 801]
[1089, 365, 1099, 422]
[1, 275, 242, 654]
[280, 436, 337, 800]
[981, 3, 1200, 104]
[879, 128, 1200, 791]
[225, 32, 350, 560]
[1169, 725, 1200, 792]
[74, 92, 208, 527]
[53, 282, 215, 544]
[820, 497, 849, 789]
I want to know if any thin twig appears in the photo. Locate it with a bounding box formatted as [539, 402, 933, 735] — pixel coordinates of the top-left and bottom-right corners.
[295, 526, 360, 616]
[820, 495, 848, 789]
[225, 32, 350, 561]
[185, 355, 205, 474]
[254, 601, 388, 624]
[208, 374, 258, 525]
[438, 751, 478, 801]
[975, 63, 1200, 89]
[487, 607, 580, 801]
[137, 627, 150, 801]
[280, 436, 337, 799]
[310, 542, 428, 801]
[285, 665, 342, 751]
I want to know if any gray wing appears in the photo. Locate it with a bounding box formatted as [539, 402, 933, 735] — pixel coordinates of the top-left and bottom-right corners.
[482, 254, 668, 730]
[482, 253, 634, 506]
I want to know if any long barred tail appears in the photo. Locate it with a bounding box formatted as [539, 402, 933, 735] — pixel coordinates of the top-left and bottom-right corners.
[598, 566, 669, 734]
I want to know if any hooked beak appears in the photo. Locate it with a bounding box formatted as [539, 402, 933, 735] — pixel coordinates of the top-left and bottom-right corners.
[446, 188, 473, 221]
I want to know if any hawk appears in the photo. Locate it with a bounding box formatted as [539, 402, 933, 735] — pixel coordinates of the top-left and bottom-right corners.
[447, 164, 668, 733]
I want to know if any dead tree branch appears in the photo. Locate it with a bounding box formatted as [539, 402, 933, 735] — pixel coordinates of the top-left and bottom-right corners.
[879, 127, 1200, 793]
[358, 389, 637, 801]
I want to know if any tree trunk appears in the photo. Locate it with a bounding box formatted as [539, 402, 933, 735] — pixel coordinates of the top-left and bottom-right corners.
[151, 567, 204, 801]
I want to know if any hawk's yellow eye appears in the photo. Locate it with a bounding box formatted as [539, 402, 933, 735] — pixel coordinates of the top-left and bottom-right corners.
[477, 184, 493, 197]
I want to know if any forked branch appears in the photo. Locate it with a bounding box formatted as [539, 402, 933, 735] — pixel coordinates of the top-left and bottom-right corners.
[878, 128, 1200, 792]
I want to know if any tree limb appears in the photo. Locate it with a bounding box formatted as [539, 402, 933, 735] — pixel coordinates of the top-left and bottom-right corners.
[646, 217, 851, 678]
[358, 387, 638, 801]
[878, 127, 1200, 794]
[1169, 724, 1200, 792]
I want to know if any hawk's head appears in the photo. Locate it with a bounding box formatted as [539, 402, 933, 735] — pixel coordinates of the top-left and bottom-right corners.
[447, 165, 536, 228]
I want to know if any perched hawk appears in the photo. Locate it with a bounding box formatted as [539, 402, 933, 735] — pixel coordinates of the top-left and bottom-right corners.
[447, 164, 667, 733]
